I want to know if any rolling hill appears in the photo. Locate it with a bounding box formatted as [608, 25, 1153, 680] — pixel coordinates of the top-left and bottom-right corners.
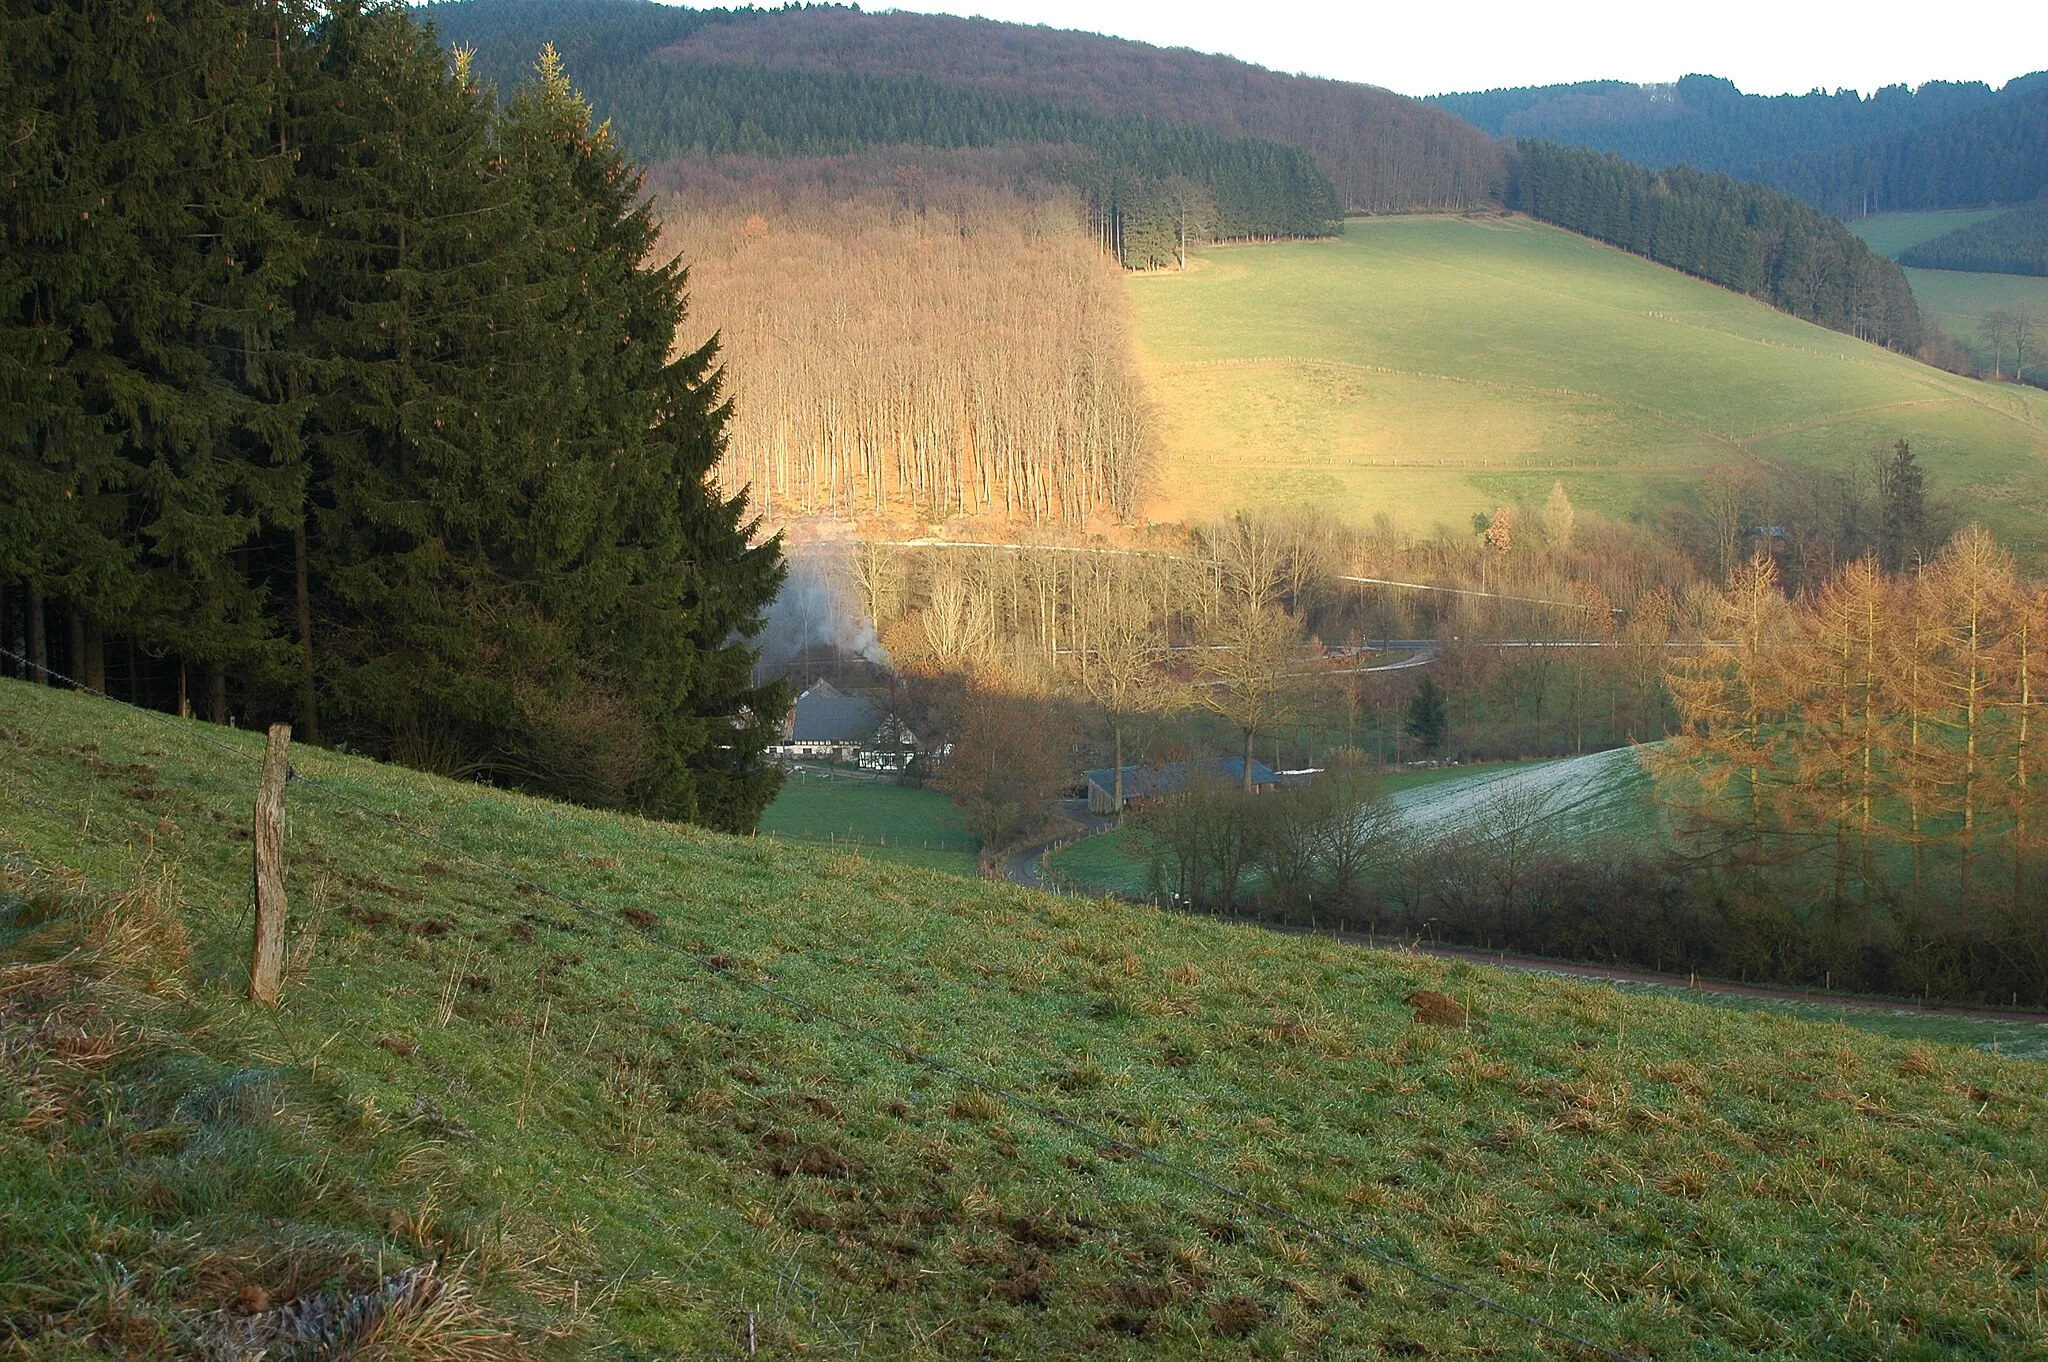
[8, 677, 2048, 1358]
[1129, 215, 2048, 545]
[425, 0, 1500, 215]
[1433, 74, 2006, 182]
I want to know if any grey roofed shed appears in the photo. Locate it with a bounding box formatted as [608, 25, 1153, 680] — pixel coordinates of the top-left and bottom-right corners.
[1083, 756, 1280, 814]
[788, 683, 882, 744]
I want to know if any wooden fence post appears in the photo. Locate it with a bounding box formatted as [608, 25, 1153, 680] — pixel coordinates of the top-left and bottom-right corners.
[250, 723, 292, 1006]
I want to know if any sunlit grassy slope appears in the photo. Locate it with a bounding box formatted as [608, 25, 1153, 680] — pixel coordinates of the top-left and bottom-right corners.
[7, 678, 2048, 1359]
[1130, 215, 2048, 547]
[1849, 210, 2048, 376]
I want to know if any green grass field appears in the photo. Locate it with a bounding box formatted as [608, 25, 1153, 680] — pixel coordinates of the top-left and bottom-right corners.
[1385, 747, 1660, 848]
[1129, 215, 2048, 548]
[759, 767, 979, 875]
[1043, 763, 1558, 900]
[1849, 211, 2048, 382]
[1847, 210, 2010, 261]
[8, 678, 2048, 1358]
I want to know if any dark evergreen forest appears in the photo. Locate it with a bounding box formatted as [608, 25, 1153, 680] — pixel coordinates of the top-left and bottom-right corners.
[426, 0, 1343, 262]
[649, 4, 1503, 214]
[1509, 143, 1924, 351]
[1, 0, 789, 831]
[1436, 75, 2010, 181]
[1901, 200, 2048, 275]
[1762, 82, 2048, 216]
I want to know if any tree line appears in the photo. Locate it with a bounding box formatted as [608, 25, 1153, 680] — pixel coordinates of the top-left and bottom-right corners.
[1900, 200, 2048, 277]
[1652, 532, 2048, 1001]
[2, 0, 786, 831]
[657, 164, 1151, 526]
[1104, 525, 2048, 1005]
[660, 3, 1504, 214]
[602, 63, 1342, 248]
[1435, 75, 2004, 183]
[1760, 82, 2048, 216]
[1509, 141, 1924, 351]
[428, 0, 1344, 264]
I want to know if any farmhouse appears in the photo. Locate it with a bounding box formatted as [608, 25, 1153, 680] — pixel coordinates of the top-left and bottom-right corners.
[768, 681, 918, 769]
[1083, 756, 1279, 815]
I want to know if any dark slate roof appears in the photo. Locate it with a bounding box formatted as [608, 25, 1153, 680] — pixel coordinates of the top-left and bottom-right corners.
[1083, 756, 1279, 799]
[790, 687, 881, 743]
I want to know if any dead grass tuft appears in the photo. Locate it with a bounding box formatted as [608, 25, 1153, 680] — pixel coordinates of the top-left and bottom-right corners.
[1405, 989, 1466, 1027]
[947, 1089, 1002, 1122]
[1204, 1295, 1264, 1337]
[1645, 1060, 1707, 1097]
[1898, 1046, 1942, 1080]
[78, 869, 189, 996]
[204, 1263, 525, 1362]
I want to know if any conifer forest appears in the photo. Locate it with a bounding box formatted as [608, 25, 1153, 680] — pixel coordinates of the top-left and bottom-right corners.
[1, 0, 788, 830]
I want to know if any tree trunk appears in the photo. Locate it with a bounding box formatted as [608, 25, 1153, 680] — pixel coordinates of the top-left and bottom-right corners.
[85, 618, 105, 694]
[67, 605, 85, 690]
[294, 522, 321, 744]
[249, 723, 292, 1006]
[1243, 726, 1255, 794]
[26, 581, 46, 685]
[1112, 721, 1125, 825]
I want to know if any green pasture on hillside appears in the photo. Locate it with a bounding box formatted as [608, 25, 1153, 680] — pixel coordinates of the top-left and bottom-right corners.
[1129, 214, 2048, 550]
[1905, 268, 2048, 365]
[759, 767, 979, 875]
[1046, 755, 1656, 904]
[1848, 210, 2010, 261]
[8, 678, 2048, 1358]
[1849, 211, 2048, 377]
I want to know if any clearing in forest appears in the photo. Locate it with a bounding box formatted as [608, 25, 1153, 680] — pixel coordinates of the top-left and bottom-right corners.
[1130, 214, 2048, 545]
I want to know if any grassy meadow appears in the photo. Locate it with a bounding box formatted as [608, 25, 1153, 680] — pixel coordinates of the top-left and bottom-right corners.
[1042, 762, 1567, 902]
[1849, 210, 2048, 378]
[1846, 210, 2011, 260]
[7, 677, 2048, 1358]
[759, 767, 979, 876]
[1128, 215, 2048, 548]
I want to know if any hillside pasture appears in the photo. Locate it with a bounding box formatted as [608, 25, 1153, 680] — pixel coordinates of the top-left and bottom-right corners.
[1849, 209, 2010, 260]
[1130, 215, 2048, 547]
[1850, 210, 2048, 379]
[7, 677, 2048, 1359]
[759, 766, 980, 875]
[1387, 746, 1659, 849]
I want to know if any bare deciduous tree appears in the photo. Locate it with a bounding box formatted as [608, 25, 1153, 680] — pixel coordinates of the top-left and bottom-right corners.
[1068, 559, 1173, 821]
[1197, 603, 1303, 793]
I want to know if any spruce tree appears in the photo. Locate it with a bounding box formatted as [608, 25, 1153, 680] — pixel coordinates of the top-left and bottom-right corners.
[2, 0, 302, 702]
[494, 46, 788, 829]
[288, 1, 539, 769]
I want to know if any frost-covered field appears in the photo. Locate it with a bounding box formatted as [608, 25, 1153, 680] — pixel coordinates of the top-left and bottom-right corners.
[1389, 745, 1660, 849]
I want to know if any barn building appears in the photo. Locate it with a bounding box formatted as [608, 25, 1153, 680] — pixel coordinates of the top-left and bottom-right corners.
[1083, 756, 1280, 815]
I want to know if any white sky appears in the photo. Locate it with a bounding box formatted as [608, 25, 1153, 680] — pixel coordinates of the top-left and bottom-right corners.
[877, 0, 2048, 98]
